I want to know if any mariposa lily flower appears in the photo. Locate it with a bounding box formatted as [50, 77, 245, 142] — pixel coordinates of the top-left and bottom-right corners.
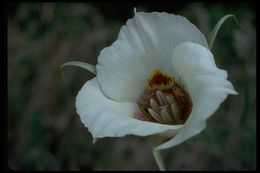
[62, 10, 238, 170]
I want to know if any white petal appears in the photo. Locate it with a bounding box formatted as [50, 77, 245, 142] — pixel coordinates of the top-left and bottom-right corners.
[97, 12, 208, 102]
[171, 42, 237, 97]
[156, 42, 237, 150]
[96, 39, 156, 102]
[157, 87, 228, 150]
[76, 78, 183, 139]
[129, 12, 208, 55]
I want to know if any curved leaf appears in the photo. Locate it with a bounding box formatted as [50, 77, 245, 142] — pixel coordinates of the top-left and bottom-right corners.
[153, 148, 166, 171]
[60, 61, 96, 77]
[208, 14, 239, 50]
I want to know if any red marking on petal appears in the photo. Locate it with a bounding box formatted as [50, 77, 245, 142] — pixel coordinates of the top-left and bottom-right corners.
[148, 69, 174, 88]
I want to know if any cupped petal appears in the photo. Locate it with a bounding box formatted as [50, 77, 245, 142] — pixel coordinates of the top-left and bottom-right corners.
[97, 12, 208, 102]
[156, 42, 237, 150]
[76, 78, 183, 139]
[171, 42, 237, 98]
[156, 87, 228, 150]
[126, 12, 208, 56]
[96, 39, 157, 102]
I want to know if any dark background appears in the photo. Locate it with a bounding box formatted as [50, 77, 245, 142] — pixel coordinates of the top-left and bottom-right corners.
[7, 2, 256, 170]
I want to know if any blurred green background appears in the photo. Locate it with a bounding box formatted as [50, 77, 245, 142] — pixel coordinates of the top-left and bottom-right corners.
[7, 2, 256, 171]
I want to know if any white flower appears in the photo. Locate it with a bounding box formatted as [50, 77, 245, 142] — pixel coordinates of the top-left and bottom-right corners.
[75, 11, 237, 150]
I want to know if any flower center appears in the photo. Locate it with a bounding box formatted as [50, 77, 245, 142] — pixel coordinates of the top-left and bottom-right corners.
[134, 69, 193, 125]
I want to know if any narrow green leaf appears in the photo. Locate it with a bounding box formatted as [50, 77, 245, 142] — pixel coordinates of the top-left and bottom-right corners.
[60, 61, 96, 77]
[153, 148, 166, 171]
[208, 14, 239, 50]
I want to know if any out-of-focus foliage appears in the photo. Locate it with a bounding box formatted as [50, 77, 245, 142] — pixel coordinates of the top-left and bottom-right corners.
[7, 3, 256, 170]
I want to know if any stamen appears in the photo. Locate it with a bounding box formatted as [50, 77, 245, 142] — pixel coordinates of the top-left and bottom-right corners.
[171, 103, 181, 122]
[166, 95, 174, 105]
[156, 90, 168, 106]
[148, 108, 164, 123]
[161, 106, 174, 123]
[135, 69, 193, 125]
[150, 98, 160, 114]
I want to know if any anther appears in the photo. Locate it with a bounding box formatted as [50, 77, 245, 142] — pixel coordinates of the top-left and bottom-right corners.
[171, 103, 181, 122]
[161, 106, 174, 123]
[166, 95, 174, 105]
[148, 108, 164, 123]
[156, 90, 168, 106]
[150, 98, 160, 114]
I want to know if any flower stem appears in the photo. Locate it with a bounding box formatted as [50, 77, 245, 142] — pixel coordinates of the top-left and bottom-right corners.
[153, 148, 166, 171]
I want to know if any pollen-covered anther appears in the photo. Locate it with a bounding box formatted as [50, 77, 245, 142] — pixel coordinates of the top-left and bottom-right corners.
[171, 102, 181, 122]
[160, 106, 174, 123]
[156, 90, 168, 106]
[150, 98, 160, 114]
[136, 69, 193, 125]
[147, 90, 183, 124]
[148, 108, 164, 123]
